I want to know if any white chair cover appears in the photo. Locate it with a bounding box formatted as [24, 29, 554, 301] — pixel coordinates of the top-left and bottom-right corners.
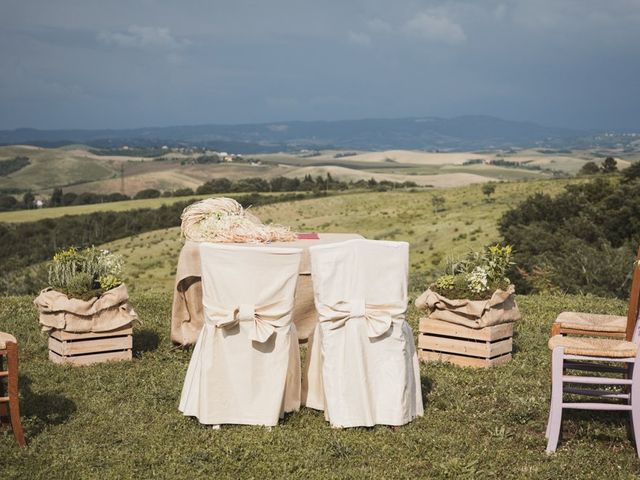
[304, 239, 423, 427]
[179, 243, 302, 426]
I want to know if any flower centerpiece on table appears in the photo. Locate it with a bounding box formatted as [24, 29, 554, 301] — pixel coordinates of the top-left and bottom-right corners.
[180, 197, 296, 243]
[415, 245, 521, 328]
[34, 247, 137, 333]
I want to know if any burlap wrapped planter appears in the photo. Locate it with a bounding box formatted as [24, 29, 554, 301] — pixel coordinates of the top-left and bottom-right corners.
[34, 284, 137, 365]
[414, 285, 521, 368]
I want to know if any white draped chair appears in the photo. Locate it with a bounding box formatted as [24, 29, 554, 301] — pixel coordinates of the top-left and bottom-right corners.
[304, 239, 423, 427]
[179, 243, 302, 426]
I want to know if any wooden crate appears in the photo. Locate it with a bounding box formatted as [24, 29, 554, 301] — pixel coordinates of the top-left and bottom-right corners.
[48, 325, 133, 366]
[418, 318, 513, 368]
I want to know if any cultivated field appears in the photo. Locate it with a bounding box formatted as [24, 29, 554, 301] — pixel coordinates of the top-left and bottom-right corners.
[0, 144, 627, 198]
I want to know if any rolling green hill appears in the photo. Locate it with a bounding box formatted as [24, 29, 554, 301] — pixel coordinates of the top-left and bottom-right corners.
[102, 177, 581, 294]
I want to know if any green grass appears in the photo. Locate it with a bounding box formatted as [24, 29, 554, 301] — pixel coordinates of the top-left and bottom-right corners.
[1, 291, 639, 478]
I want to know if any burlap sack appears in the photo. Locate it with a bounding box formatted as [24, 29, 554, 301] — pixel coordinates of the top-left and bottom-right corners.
[34, 283, 137, 333]
[414, 284, 520, 329]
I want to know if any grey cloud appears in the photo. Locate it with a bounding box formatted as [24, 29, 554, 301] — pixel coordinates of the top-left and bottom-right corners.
[347, 31, 372, 47]
[0, 0, 639, 130]
[97, 25, 190, 49]
[403, 11, 466, 44]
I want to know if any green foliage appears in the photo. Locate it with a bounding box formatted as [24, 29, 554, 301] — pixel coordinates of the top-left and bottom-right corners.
[134, 188, 161, 199]
[481, 183, 496, 200]
[22, 191, 34, 208]
[431, 195, 445, 213]
[601, 156, 618, 173]
[195, 175, 417, 195]
[499, 177, 640, 297]
[48, 246, 123, 298]
[622, 161, 640, 183]
[0, 194, 17, 211]
[50, 187, 63, 207]
[173, 187, 195, 196]
[579, 161, 600, 175]
[431, 245, 514, 300]
[0, 156, 30, 176]
[98, 273, 122, 291]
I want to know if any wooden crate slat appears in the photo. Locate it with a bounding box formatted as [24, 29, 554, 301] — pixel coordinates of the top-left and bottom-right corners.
[418, 317, 514, 368]
[48, 327, 133, 366]
[49, 335, 131, 356]
[419, 334, 486, 357]
[419, 350, 512, 368]
[488, 338, 513, 357]
[419, 318, 513, 341]
[49, 349, 131, 366]
[50, 325, 133, 341]
[48, 336, 64, 356]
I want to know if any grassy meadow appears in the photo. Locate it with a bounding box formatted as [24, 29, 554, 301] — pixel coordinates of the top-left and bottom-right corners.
[104, 178, 581, 295]
[2, 172, 640, 477]
[2, 288, 639, 478]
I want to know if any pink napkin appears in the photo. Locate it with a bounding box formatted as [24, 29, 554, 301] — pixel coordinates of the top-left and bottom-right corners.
[296, 232, 320, 240]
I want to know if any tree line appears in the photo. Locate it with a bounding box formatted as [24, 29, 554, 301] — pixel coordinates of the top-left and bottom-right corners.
[195, 174, 418, 195]
[0, 174, 420, 211]
[0, 192, 321, 295]
[0, 156, 30, 176]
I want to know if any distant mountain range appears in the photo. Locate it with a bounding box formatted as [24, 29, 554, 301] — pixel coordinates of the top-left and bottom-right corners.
[0, 115, 597, 152]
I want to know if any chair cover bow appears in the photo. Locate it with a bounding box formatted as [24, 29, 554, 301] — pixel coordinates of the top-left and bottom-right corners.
[204, 300, 291, 343]
[317, 299, 406, 338]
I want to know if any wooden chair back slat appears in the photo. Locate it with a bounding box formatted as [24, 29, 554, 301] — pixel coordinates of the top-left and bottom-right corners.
[625, 246, 640, 342]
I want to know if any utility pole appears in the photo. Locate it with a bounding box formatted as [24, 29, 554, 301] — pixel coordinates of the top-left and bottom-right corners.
[120, 163, 125, 195]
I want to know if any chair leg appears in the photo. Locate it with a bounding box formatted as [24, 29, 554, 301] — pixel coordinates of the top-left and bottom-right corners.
[632, 360, 640, 458]
[6, 343, 25, 447]
[545, 346, 560, 439]
[546, 347, 564, 454]
[0, 354, 6, 422]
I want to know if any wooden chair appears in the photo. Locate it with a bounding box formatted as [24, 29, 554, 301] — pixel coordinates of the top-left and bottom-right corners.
[551, 246, 640, 339]
[545, 255, 640, 455]
[0, 332, 26, 446]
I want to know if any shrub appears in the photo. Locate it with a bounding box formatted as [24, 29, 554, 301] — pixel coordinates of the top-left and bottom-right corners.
[579, 161, 600, 175]
[134, 189, 161, 199]
[622, 161, 640, 183]
[431, 245, 514, 300]
[48, 247, 124, 299]
[499, 177, 640, 298]
[0, 195, 17, 211]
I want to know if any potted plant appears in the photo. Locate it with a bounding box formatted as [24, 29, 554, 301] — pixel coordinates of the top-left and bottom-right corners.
[415, 245, 521, 367]
[416, 245, 520, 328]
[33, 247, 137, 365]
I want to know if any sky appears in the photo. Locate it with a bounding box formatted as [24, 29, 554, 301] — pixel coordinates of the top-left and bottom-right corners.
[1, 0, 640, 131]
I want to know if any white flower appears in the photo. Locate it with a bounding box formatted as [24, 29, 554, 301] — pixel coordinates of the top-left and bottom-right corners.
[467, 266, 489, 294]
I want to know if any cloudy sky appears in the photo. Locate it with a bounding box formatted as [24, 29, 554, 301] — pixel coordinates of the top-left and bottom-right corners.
[1, 0, 639, 130]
